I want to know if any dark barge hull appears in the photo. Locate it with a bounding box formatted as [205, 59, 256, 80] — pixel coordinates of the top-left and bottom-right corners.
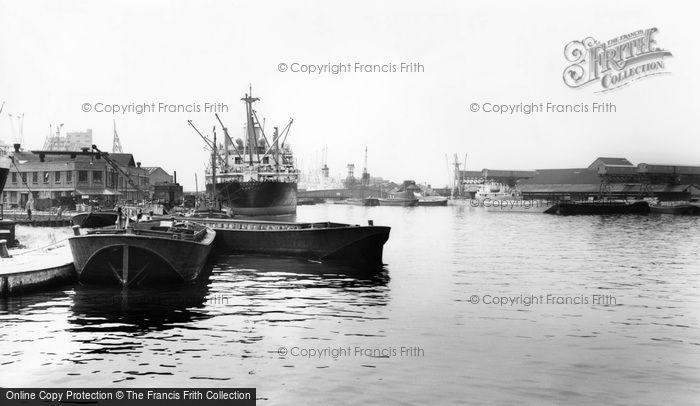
[71, 212, 119, 228]
[208, 180, 297, 216]
[69, 228, 215, 287]
[186, 217, 390, 268]
[378, 198, 418, 207]
[417, 199, 448, 206]
[557, 200, 650, 215]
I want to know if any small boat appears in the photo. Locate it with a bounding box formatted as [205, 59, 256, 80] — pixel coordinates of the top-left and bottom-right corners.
[71, 211, 119, 228]
[556, 200, 650, 215]
[417, 197, 448, 206]
[178, 217, 390, 268]
[378, 197, 418, 207]
[69, 219, 216, 287]
[650, 202, 700, 215]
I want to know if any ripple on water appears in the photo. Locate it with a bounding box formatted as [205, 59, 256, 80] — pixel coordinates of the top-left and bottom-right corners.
[0, 208, 699, 404]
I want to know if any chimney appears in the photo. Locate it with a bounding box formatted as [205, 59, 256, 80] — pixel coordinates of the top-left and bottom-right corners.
[137, 162, 141, 167]
[13, 143, 20, 153]
[173, 171, 177, 184]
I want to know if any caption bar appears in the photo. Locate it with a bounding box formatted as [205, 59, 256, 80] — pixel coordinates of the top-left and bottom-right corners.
[2, 388, 255, 405]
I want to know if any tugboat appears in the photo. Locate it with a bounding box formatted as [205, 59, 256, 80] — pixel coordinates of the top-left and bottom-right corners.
[201, 87, 298, 216]
[69, 219, 215, 287]
[378, 193, 419, 207]
[378, 180, 420, 206]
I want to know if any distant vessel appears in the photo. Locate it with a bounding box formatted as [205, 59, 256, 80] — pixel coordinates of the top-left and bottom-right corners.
[474, 181, 522, 201]
[69, 219, 215, 287]
[379, 180, 419, 206]
[378, 196, 419, 207]
[557, 200, 650, 215]
[416, 196, 448, 206]
[649, 201, 700, 215]
[203, 88, 298, 216]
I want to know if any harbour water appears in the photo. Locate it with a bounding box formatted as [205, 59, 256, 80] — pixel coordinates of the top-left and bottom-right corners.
[1, 205, 700, 405]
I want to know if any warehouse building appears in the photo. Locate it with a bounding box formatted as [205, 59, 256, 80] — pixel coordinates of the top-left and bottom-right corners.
[1, 144, 151, 210]
[455, 157, 700, 201]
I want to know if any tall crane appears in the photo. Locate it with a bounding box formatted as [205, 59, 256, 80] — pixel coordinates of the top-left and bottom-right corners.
[361, 146, 370, 186]
[91, 145, 147, 200]
[112, 119, 123, 153]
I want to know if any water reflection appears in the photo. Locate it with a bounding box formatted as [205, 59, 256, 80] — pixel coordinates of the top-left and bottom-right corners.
[69, 281, 213, 333]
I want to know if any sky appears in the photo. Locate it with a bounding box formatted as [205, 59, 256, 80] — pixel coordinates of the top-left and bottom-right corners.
[1, 0, 698, 191]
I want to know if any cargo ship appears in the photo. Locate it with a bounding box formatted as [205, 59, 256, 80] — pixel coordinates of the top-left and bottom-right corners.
[203, 88, 298, 216]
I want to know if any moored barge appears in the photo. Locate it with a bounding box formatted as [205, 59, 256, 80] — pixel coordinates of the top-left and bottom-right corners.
[556, 200, 650, 215]
[182, 216, 390, 268]
[69, 220, 215, 287]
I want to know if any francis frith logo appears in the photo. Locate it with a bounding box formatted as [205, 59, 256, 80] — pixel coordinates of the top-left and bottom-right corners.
[563, 28, 672, 92]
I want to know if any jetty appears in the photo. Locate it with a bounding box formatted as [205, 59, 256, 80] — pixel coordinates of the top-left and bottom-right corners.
[0, 238, 75, 295]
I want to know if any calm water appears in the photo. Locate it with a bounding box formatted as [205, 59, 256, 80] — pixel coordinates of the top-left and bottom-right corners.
[2, 205, 700, 405]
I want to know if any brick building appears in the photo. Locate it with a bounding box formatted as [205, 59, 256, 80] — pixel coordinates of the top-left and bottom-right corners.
[1, 145, 151, 209]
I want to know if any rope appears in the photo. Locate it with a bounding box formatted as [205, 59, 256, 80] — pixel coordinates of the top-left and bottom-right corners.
[12, 236, 71, 256]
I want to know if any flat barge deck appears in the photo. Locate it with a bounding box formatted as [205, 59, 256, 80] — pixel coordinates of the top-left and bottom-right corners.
[179, 216, 390, 268]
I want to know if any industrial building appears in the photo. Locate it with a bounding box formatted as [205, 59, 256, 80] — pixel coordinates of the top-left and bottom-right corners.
[144, 167, 184, 207]
[456, 157, 700, 201]
[1, 144, 151, 210]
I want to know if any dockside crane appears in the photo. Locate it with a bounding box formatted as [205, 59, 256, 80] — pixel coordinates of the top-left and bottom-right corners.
[187, 120, 228, 168]
[90, 145, 148, 201]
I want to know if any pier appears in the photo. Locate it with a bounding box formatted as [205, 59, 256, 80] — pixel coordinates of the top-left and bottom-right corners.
[0, 240, 75, 295]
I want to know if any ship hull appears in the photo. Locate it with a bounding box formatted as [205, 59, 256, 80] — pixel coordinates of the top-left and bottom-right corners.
[417, 198, 448, 206]
[650, 203, 700, 215]
[71, 211, 119, 228]
[557, 200, 650, 215]
[209, 181, 297, 216]
[378, 198, 418, 207]
[185, 217, 390, 268]
[69, 226, 215, 287]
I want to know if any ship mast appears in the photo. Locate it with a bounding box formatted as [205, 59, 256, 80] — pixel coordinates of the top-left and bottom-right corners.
[211, 126, 217, 206]
[273, 126, 280, 180]
[242, 86, 259, 165]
